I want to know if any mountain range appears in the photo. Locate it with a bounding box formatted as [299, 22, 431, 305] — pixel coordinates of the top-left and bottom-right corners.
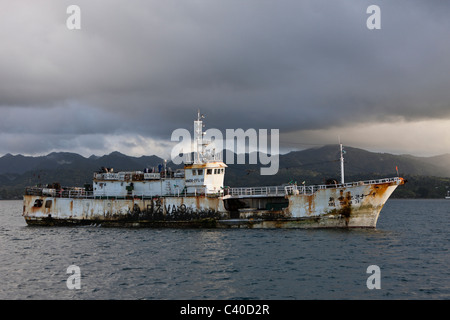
[1, 145, 449, 199]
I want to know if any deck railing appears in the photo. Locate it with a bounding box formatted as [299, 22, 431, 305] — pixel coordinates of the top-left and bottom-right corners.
[23, 187, 220, 199]
[24, 177, 402, 200]
[224, 177, 402, 197]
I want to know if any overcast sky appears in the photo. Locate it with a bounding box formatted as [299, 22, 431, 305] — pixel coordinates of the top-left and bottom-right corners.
[1, 0, 449, 159]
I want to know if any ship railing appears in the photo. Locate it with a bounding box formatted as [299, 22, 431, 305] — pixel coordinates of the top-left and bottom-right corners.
[225, 177, 403, 197]
[93, 172, 163, 181]
[287, 177, 403, 195]
[224, 186, 287, 197]
[93, 171, 187, 181]
[25, 177, 402, 199]
[25, 187, 96, 199]
[24, 187, 223, 199]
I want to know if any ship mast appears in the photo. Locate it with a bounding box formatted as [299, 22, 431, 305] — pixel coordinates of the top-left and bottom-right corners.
[192, 110, 222, 164]
[340, 143, 345, 184]
[194, 110, 205, 164]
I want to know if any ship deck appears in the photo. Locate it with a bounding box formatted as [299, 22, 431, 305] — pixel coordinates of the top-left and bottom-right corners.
[223, 177, 402, 199]
[24, 177, 403, 200]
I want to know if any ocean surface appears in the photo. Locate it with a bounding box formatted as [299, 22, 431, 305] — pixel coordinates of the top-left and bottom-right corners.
[0, 199, 449, 300]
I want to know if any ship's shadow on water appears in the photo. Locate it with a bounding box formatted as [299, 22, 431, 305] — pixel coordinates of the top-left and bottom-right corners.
[1, 199, 449, 299]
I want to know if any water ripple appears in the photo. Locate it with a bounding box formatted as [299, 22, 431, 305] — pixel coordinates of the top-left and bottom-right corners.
[1, 199, 449, 299]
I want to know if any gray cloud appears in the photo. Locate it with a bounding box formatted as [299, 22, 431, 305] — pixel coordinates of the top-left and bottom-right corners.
[1, 0, 450, 156]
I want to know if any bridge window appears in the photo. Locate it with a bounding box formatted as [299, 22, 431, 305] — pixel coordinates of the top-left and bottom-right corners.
[33, 199, 43, 207]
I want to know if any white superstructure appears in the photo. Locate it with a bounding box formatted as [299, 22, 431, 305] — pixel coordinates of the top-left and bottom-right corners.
[93, 112, 227, 198]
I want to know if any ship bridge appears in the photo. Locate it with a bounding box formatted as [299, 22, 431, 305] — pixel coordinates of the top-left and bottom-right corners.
[90, 111, 227, 198]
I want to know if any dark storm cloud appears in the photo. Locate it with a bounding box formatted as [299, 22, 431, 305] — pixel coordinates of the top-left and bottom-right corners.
[1, 0, 449, 155]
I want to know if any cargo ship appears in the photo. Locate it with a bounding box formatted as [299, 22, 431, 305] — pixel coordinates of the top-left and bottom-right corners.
[23, 114, 405, 228]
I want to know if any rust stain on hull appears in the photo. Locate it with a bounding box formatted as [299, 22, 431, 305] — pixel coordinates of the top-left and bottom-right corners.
[23, 196, 226, 226]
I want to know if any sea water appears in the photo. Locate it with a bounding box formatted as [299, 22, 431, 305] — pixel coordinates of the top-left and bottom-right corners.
[0, 199, 449, 300]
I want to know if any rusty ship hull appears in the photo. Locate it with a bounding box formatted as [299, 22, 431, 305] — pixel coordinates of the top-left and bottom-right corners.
[22, 113, 405, 228]
[23, 177, 404, 228]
